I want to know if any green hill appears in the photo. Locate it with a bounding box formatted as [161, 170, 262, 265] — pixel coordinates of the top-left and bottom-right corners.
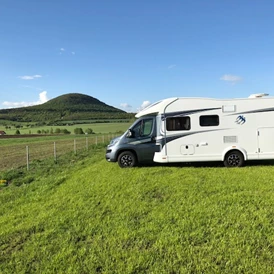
[0, 93, 134, 123]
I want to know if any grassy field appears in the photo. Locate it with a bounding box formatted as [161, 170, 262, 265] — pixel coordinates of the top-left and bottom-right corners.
[0, 134, 115, 170]
[0, 121, 127, 170]
[1, 122, 132, 135]
[1, 148, 274, 273]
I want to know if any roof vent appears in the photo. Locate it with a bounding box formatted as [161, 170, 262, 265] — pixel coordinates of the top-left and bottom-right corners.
[248, 93, 269, 98]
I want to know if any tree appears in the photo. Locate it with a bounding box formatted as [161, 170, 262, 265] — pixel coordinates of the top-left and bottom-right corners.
[55, 128, 61, 134]
[85, 128, 94, 134]
[15, 129, 20, 135]
[74, 128, 84, 134]
[60, 129, 71, 134]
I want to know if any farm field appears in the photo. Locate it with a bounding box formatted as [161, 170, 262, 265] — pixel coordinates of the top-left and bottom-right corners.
[0, 121, 130, 170]
[0, 134, 116, 171]
[1, 148, 274, 273]
[1, 122, 132, 135]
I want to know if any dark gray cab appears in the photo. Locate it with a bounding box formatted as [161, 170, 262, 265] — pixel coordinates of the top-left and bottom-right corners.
[105, 116, 160, 167]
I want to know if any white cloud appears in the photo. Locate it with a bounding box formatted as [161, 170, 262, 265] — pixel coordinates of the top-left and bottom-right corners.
[2, 91, 49, 109]
[136, 101, 151, 112]
[220, 74, 242, 84]
[120, 103, 132, 112]
[168, 64, 176, 69]
[59, 48, 76, 55]
[59, 48, 65, 54]
[18, 75, 42, 80]
[141, 101, 151, 109]
[39, 91, 48, 103]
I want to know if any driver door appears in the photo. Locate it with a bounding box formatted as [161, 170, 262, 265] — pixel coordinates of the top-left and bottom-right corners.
[128, 117, 158, 162]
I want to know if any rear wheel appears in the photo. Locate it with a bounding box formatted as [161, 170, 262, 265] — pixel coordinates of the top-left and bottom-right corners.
[224, 151, 244, 167]
[118, 151, 137, 168]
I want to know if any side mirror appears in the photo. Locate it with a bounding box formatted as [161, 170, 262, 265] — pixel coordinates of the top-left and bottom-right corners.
[126, 129, 134, 138]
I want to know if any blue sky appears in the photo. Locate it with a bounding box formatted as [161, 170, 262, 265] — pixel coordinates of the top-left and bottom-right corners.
[1, 0, 274, 112]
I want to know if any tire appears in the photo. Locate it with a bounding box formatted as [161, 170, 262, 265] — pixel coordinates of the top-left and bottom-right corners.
[118, 151, 137, 168]
[224, 151, 244, 167]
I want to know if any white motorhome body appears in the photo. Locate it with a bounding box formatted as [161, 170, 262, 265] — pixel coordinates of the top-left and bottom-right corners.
[136, 94, 274, 166]
[106, 94, 274, 167]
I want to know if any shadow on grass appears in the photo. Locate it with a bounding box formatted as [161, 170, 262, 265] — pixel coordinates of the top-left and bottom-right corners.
[137, 160, 274, 169]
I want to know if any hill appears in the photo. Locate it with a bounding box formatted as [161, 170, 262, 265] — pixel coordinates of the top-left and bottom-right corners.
[0, 93, 134, 123]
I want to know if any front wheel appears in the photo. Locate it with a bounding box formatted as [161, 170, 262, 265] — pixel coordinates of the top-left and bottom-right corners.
[118, 151, 137, 168]
[224, 151, 244, 167]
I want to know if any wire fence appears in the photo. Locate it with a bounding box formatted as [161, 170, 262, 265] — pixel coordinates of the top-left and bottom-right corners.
[0, 134, 115, 171]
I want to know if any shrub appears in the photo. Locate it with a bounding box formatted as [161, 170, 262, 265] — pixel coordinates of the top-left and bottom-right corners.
[74, 128, 84, 134]
[55, 128, 61, 134]
[85, 128, 94, 134]
[60, 129, 71, 134]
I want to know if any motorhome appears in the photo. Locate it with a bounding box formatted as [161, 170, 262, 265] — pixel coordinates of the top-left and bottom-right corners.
[106, 93, 274, 167]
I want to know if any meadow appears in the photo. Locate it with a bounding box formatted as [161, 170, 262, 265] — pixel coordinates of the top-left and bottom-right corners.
[0, 122, 130, 170]
[1, 146, 274, 273]
[2, 121, 132, 135]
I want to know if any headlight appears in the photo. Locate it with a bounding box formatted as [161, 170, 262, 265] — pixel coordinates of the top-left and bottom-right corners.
[109, 137, 120, 146]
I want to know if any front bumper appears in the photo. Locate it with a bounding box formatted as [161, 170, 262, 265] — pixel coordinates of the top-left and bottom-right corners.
[105, 148, 116, 162]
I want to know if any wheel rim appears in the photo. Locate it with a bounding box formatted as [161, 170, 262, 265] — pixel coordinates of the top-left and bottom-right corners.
[120, 154, 133, 167]
[227, 154, 240, 166]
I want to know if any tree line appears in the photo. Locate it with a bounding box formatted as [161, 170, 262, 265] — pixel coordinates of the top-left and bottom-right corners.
[14, 128, 94, 135]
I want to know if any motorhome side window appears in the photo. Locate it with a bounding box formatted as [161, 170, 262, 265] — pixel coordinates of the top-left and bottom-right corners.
[166, 117, 191, 131]
[131, 118, 153, 137]
[199, 115, 219, 127]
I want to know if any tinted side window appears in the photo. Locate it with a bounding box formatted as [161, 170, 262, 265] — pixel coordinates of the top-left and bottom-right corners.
[200, 115, 219, 127]
[166, 117, 191, 131]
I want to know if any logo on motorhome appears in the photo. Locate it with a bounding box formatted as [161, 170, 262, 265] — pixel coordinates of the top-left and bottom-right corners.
[236, 115, 246, 125]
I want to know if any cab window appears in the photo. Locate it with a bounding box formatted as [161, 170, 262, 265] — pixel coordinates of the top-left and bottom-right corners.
[132, 118, 153, 137]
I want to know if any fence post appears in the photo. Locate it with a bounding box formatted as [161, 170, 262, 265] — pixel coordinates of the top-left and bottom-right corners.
[95, 136, 98, 145]
[74, 139, 77, 155]
[26, 146, 29, 171]
[54, 142, 57, 163]
[102, 135, 104, 143]
[86, 137, 88, 151]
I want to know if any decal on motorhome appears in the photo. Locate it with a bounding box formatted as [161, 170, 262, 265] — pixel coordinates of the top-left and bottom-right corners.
[236, 115, 246, 125]
[157, 129, 227, 146]
[230, 107, 274, 116]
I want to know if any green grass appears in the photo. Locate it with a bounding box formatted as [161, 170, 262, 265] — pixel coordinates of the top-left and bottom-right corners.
[2, 122, 132, 135]
[0, 135, 114, 170]
[1, 150, 274, 273]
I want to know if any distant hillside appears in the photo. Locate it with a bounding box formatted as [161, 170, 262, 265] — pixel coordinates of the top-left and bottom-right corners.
[0, 93, 134, 123]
